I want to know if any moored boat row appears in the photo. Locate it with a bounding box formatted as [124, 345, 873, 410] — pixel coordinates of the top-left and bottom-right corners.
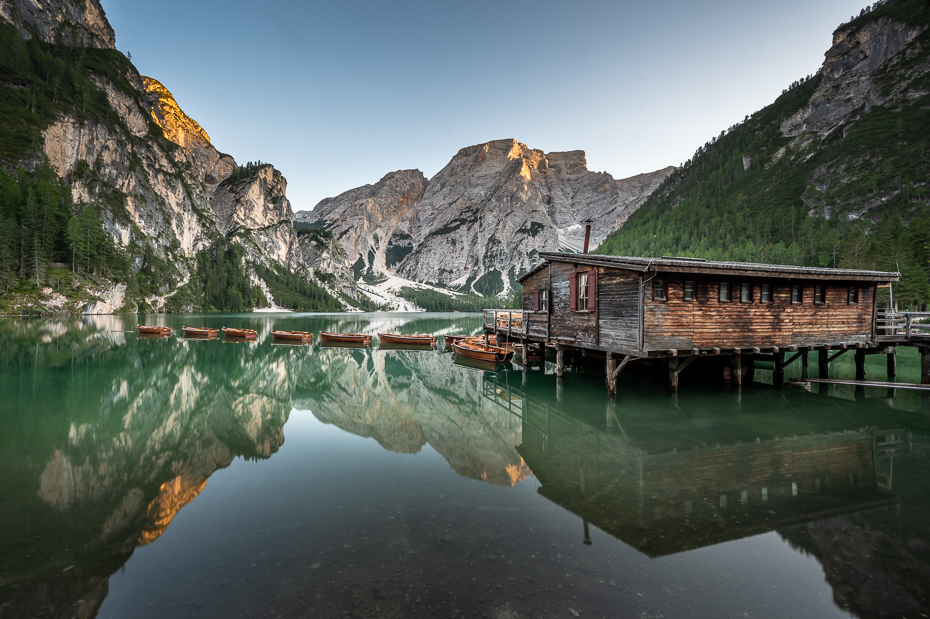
[137, 327, 531, 362]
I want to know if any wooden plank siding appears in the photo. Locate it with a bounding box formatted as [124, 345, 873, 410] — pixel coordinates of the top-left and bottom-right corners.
[643, 275, 875, 351]
[597, 269, 642, 352]
[515, 254, 891, 356]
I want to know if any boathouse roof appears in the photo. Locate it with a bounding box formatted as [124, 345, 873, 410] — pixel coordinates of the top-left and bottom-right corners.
[518, 252, 900, 283]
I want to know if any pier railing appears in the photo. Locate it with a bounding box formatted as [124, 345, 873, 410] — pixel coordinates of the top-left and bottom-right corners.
[876, 310, 930, 341]
[484, 310, 549, 340]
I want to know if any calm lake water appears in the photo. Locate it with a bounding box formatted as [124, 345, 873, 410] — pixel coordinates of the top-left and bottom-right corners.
[1, 312, 928, 619]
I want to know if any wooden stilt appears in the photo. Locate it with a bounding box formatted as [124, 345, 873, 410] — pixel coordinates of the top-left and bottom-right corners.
[887, 347, 897, 379]
[819, 349, 829, 379]
[556, 345, 565, 377]
[855, 348, 866, 381]
[484, 332, 490, 346]
[556, 375, 564, 403]
[802, 349, 810, 368]
[669, 356, 679, 391]
[606, 353, 617, 395]
[774, 351, 785, 388]
[730, 354, 742, 387]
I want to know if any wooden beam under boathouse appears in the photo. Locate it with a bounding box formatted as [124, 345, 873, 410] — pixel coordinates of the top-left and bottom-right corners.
[483, 252, 912, 393]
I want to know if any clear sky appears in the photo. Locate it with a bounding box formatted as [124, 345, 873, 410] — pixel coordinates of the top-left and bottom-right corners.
[103, 0, 871, 213]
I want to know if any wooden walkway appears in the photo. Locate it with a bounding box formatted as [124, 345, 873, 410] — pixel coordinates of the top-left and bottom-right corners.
[483, 309, 930, 391]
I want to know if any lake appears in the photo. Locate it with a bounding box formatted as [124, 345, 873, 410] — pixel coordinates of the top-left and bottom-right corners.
[1, 313, 928, 619]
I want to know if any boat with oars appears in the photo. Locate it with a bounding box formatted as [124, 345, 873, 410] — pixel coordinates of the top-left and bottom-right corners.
[182, 326, 219, 338]
[271, 330, 313, 343]
[137, 325, 171, 336]
[320, 331, 372, 346]
[452, 339, 514, 363]
[222, 327, 258, 340]
[378, 333, 437, 347]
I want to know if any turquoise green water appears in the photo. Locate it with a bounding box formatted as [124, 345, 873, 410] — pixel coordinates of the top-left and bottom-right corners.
[1, 313, 928, 618]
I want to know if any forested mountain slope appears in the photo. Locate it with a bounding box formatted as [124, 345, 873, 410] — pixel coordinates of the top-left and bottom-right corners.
[596, 0, 930, 307]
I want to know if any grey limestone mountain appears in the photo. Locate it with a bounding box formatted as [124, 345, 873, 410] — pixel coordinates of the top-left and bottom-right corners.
[298, 139, 673, 297]
[0, 0, 115, 48]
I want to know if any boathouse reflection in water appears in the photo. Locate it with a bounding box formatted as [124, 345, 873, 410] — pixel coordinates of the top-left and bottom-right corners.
[484, 369, 930, 616]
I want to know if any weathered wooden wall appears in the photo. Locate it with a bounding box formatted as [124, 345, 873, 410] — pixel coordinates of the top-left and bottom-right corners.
[522, 267, 550, 312]
[598, 270, 642, 352]
[549, 262, 598, 346]
[643, 275, 876, 351]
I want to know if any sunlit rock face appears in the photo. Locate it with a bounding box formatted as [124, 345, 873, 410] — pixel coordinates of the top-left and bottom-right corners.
[300, 139, 672, 297]
[0, 0, 115, 48]
[143, 77, 237, 192]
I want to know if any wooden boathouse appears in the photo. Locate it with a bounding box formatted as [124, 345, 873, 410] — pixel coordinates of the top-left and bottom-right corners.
[485, 253, 909, 391]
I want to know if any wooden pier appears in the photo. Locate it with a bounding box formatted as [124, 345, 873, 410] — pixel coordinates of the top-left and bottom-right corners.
[483, 253, 930, 393]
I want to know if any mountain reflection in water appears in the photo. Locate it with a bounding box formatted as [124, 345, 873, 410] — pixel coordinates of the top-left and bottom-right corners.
[0, 314, 927, 619]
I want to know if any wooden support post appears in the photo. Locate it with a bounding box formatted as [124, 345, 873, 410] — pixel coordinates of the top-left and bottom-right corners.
[730, 354, 742, 387]
[772, 351, 784, 387]
[887, 347, 897, 379]
[484, 332, 490, 346]
[556, 376, 564, 403]
[921, 348, 930, 385]
[819, 349, 829, 379]
[744, 355, 756, 384]
[802, 349, 810, 368]
[855, 348, 866, 382]
[669, 356, 679, 391]
[556, 345, 565, 378]
[606, 353, 617, 395]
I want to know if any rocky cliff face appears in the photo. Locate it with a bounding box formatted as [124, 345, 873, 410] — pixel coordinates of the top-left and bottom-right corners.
[0, 0, 115, 48]
[781, 17, 927, 139]
[304, 170, 428, 278]
[299, 139, 672, 297]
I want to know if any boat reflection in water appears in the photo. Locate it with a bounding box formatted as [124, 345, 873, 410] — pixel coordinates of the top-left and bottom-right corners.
[485, 371, 930, 617]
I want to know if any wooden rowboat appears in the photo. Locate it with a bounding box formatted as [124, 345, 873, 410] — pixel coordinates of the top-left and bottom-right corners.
[138, 325, 171, 335]
[182, 326, 219, 337]
[271, 330, 313, 342]
[222, 327, 257, 339]
[452, 340, 513, 363]
[320, 331, 372, 345]
[378, 333, 437, 346]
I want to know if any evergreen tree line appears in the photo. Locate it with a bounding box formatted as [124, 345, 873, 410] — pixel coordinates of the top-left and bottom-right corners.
[0, 163, 129, 292]
[194, 241, 265, 312]
[597, 0, 930, 309]
[397, 287, 521, 312]
[253, 263, 342, 312]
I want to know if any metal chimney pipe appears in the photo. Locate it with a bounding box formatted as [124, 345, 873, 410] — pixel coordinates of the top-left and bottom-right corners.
[583, 219, 593, 254]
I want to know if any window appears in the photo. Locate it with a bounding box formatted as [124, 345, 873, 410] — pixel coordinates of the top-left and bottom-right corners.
[740, 282, 751, 303]
[848, 287, 858, 303]
[761, 283, 771, 303]
[578, 272, 589, 309]
[540, 289, 549, 311]
[684, 281, 695, 301]
[654, 280, 666, 301]
[719, 282, 730, 302]
[815, 285, 824, 304]
[791, 285, 802, 304]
